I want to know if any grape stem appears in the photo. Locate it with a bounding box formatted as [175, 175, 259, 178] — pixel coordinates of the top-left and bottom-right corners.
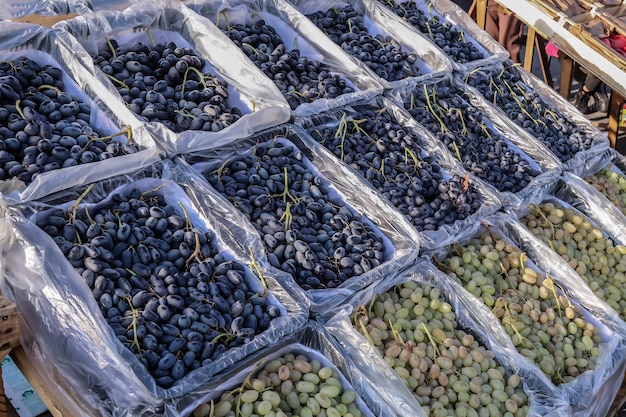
[105, 36, 117, 60]
[421, 322, 441, 360]
[68, 183, 95, 225]
[37, 84, 63, 95]
[125, 296, 143, 354]
[248, 246, 268, 297]
[423, 84, 448, 133]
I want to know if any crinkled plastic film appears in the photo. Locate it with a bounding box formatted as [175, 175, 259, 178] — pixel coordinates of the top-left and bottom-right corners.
[322, 259, 572, 417]
[388, 73, 563, 210]
[0, 22, 161, 203]
[364, 0, 509, 73]
[182, 123, 419, 313]
[272, 0, 452, 90]
[0, 160, 308, 416]
[184, 0, 386, 118]
[53, 0, 291, 155]
[176, 321, 394, 417]
[464, 61, 610, 174]
[0, 0, 80, 19]
[292, 96, 502, 250]
[485, 212, 626, 416]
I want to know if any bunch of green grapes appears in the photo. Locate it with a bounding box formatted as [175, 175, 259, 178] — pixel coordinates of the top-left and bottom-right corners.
[584, 167, 626, 215]
[437, 231, 601, 385]
[193, 352, 364, 417]
[520, 201, 626, 320]
[352, 281, 529, 417]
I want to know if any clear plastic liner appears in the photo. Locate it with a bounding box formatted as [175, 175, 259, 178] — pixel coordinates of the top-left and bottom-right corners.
[462, 61, 610, 174]
[184, 0, 386, 118]
[180, 123, 420, 313]
[363, 0, 509, 73]
[481, 212, 626, 416]
[53, 0, 291, 155]
[321, 259, 572, 417]
[0, 160, 308, 417]
[292, 95, 502, 250]
[272, 0, 452, 90]
[387, 73, 563, 210]
[0, 21, 161, 203]
[176, 320, 398, 417]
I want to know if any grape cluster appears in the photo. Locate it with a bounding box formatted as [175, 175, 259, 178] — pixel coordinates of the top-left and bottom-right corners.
[466, 65, 594, 162]
[92, 39, 242, 133]
[0, 57, 140, 185]
[305, 4, 421, 82]
[404, 82, 540, 193]
[193, 352, 365, 417]
[437, 231, 601, 384]
[584, 167, 626, 216]
[37, 186, 280, 388]
[220, 20, 355, 110]
[521, 201, 626, 320]
[353, 281, 529, 416]
[304, 107, 482, 232]
[377, 0, 484, 63]
[203, 140, 388, 290]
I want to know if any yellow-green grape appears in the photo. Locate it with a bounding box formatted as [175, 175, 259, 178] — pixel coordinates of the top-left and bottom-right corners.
[521, 201, 626, 321]
[193, 353, 363, 417]
[437, 231, 601, 385]
[352, 280, 529, 416]
[585, 167, 626, 215]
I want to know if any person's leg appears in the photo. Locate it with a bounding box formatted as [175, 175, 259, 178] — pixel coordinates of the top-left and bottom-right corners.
[498, 13, 524, 63]
[485, 0, 500, 42]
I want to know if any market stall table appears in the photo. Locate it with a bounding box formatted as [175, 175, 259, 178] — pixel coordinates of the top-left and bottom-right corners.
[473, 0, 626, 151]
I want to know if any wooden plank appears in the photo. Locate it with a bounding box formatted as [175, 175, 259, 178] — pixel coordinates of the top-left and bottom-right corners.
[608, 90, 625, 149]
[9, 348, 65, 417]
[10, 14, 78, 28]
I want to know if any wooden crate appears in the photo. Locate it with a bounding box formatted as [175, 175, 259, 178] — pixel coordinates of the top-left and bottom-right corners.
[0, 297, 19, 362]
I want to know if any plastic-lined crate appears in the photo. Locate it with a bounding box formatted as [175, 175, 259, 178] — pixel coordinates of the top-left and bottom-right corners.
[367, 0, 509, 73]
[293, 94, 502, 250]
[388, 73, 562, 210]
[321, 260, 570, 417]
[179, 321, 393, 417]
[0, 21, 161, 204]
[181, 123, 420, 313]
[272, 0, 452, 89]
[463, 61, 610, 175]
[184, 0, 388, 117]
[0, 161, 308, 416]
[54, 0, 291, 155]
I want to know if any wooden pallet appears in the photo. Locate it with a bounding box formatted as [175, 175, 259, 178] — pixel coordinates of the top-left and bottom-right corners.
[0, 296, 19, 417]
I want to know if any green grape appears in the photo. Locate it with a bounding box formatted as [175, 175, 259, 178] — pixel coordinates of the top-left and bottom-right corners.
[436, 230, 601, 385]
[352, 281, 529, 416]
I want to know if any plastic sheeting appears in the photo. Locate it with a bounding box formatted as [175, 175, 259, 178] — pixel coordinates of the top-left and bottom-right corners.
[0, 160, 308, 417]
[462, 61, 610, 175]
[53, 0, 292, 155]
[321, 259, 573, 417]
[387, 73, 563, 210]
[363, 0, 509, 73]
[292, 94, 503, 250]
[176, 321, 401, 417]
[181, 123, 420, 313]
[272, 0, 453, 90]
[477, 213, 626, 416]
[183, 0, 386, 118]
[0, 22, 161, 204]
